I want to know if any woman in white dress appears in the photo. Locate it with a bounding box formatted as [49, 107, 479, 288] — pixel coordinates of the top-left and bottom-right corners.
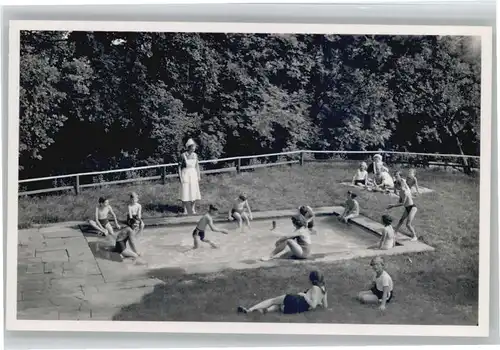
[178, 138, 201, 215]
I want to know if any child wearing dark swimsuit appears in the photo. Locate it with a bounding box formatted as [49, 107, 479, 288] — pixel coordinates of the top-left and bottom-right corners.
[192, 205, 229, 249]
[237, 270, 328, 315]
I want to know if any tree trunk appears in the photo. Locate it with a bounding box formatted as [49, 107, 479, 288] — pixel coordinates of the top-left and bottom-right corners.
[454, 135, 471, 175]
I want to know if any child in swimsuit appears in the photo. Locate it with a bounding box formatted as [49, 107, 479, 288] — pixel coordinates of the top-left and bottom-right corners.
[87, 197, 120, 237]
[338, 191, 360, 223]
[299, 205, 316, 234]
[193, 205, 229, 249]
[352, 162, 368, 187]
[387, 183, 418, 242]
[128, 192, 145, 235]
[228, 194, 253, 232]
[261, 215, 312, 261]
[406, 169, 420, 196]
[374, 167, 395, 192]
[237, 270, 328, 315]
[370, 215, 396, 250]
[357, 257, 394, 311]
[113, 218, 143, 262]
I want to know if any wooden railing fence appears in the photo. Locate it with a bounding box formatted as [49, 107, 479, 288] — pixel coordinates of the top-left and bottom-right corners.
[18, 150, 480, 196]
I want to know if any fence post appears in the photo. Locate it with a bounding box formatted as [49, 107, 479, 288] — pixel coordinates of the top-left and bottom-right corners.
[161, 166, 167, 185]
[74, 175, 80, 195]
[300, 151, 305, 166]
[236, 158, 241, 174]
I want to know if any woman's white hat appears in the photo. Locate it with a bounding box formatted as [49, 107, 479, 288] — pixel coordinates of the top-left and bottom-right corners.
[185, 138, 196, 148]
[373, 154, 382, 159]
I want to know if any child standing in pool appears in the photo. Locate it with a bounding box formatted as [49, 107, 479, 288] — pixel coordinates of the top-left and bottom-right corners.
[406, 169, 420, 196]
[128, 192, 145, 235]
[88, 197, 120, 237]
[357, 257, 394, 310]
[352, 162, 368, 187]
[388, 175, 418, 242]
[338, 191, 360, 223]
[193, 205, 229, 249]
[228, 194, 253, 232]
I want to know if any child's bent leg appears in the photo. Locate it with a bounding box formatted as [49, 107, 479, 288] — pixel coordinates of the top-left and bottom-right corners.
[242, 213, 250, 229]
[88, 220, 107, 235]
[192, 233, 200, 249]
[201, 238, 218, 249]
[286, 239, 305, 258]
[406, 207, 418, 240]
[394, 211, 409, 233]
[358, 291, 379, 304]
[121, 248, 139, 259]
[105, 223, 115, 238]
[233, 212, 243, 229]
[247, 295, 286, 312]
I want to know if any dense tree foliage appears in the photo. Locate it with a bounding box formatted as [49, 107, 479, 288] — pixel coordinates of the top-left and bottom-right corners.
[19, 31, 481, 178]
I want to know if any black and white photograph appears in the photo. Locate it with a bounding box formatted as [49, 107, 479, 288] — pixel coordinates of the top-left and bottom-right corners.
[6, 21, 492, 336]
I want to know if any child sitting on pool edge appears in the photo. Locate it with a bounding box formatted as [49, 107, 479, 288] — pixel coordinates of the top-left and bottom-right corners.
[128, 192, 145, 235]
[193, 204, 229, 249]
[88, 197, 121, 237]
[369, 215, 396, 250]
[357, 256, 394, 311]
[228, 194, 253, 232]
[338, 191, 360, 223]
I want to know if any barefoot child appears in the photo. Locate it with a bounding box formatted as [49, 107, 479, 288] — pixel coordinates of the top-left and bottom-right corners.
[228, 194, 253, 232]
[387, 179, 418, 242]
[113, 218, 144, 263]
[261, 215, 312, 261]
[237, 270, 328, 315]
[338, 191, 360, 223]
[88, 197, 120, 237]
[128, 192, 145, 235]
[299, 205, 316, 234]
[193, 205, 229, 249]
[352, 162, 368, 187]
[357, 257, 394, 310]
[406, 169, 420, 195]
[369, 215, 395, 250]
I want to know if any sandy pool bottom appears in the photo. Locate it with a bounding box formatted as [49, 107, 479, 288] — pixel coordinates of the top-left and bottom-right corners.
[116, 215, 381, 273]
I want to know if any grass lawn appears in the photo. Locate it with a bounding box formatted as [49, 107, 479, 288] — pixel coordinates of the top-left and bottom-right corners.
[18, 161, 480, 324]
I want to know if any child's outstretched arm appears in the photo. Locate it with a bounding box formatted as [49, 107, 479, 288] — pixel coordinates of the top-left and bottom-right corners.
[414, 177, 420, 194]
[110, 206, 120, 228]
[245, 201, 253, 220]
[379, 286, 390, 310]
[128, 231, 141, 255]
[208, 218, 229, 235]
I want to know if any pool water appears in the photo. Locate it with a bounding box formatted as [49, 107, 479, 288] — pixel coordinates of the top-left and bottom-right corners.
[136, 215, 381, 271]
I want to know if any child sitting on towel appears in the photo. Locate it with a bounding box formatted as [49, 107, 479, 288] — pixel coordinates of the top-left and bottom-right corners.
[373, 167, 395, 193]
[228, 194, 253, 232]
[338, 191, 360, 223]
[352, 162, 368, 187]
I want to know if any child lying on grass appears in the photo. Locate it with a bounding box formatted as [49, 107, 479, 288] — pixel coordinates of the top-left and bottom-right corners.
[237, 270, 328, 314]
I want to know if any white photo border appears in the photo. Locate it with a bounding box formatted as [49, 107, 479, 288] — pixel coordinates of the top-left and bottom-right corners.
[6, 20, 493, 337]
